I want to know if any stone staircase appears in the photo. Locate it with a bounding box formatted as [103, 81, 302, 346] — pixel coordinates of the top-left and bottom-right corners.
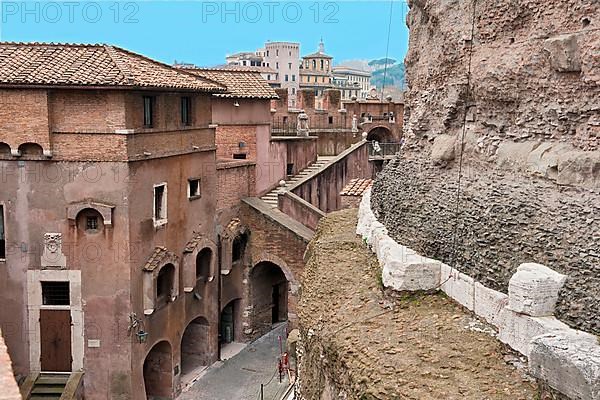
[28, 373, 69, 400]
[260, 156, 336, 208]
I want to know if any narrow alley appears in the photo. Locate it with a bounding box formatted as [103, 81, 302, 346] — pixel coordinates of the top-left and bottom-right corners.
[178, 324, 290, 400]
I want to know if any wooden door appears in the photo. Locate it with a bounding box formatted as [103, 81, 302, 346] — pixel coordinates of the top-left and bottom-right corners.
[40, 309, 72, 372]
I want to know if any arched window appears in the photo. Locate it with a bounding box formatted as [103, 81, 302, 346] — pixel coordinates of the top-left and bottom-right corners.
[232, 233, 248, 264]
[196, 248, 212, 282]
[76, 208, 104, 234]
[156, 264, 175, 305]
[18, 142, 44, 159]
[0, 143, 10, 156]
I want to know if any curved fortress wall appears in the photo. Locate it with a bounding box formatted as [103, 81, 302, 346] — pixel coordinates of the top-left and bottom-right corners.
[372, 0, 600, 335]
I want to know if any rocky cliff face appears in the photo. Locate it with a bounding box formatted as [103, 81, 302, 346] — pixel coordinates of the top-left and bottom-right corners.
[372, 0, 600, 335]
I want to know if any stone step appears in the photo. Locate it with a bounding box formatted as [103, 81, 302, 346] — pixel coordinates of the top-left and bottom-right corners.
[32, 386, 65, 395]
[36, 376, 69, 385]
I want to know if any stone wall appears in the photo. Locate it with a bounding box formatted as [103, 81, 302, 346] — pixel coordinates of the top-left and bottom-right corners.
[371, 0, 600, 335]
[404, 0, 599, 163]
[371, 155, 600, 335]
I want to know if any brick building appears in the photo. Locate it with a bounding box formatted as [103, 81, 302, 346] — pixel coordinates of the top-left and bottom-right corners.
[0, 40, 337, 399]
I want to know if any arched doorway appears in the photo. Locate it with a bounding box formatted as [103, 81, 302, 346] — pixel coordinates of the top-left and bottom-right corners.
[143, 341, 173, 400]
[250, 262, 289, 329]
[220, 299, 240, 345]
[181, 317, 210, 378]
[366, 126, 393, 142]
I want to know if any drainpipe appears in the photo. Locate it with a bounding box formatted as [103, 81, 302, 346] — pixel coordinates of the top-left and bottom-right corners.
[217, 238, 222, 361]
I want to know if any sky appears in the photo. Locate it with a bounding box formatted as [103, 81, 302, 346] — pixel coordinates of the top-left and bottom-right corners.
[0, 0, 409, 67]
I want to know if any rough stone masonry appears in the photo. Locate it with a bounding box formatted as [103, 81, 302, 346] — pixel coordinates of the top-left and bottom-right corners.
[372, 0, 600, 335]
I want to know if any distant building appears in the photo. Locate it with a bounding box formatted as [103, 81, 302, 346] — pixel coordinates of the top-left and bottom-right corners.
[261, 42, 300, 108]
[332, 66, 372, 100]
[226, 42, 300, 107]
[299, 40, 334, 108]
[225, 51, 263, 67]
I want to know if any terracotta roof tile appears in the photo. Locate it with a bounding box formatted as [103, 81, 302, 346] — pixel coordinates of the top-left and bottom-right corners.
[0, 42, 226, 92]
[340, 179, 373, 196]
[182, 67, 278, 99]
[142, 247, 178, 272]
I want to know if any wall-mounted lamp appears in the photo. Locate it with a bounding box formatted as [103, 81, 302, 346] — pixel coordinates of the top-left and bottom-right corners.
[234, 102, 240, 107]
[136, 330, 149, 344]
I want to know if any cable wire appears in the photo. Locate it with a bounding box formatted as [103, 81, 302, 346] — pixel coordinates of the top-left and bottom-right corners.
[380, 0, 395, 101]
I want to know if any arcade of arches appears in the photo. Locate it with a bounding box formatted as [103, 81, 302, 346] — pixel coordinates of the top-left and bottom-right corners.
[141, 226, 295, 399]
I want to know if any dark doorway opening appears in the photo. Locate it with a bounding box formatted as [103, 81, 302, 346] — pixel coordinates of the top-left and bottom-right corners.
[143, 341, 173, 400]
[251, 262, 288, 330]
[181, 317, 210, 376]
[220, 300, 239, 345]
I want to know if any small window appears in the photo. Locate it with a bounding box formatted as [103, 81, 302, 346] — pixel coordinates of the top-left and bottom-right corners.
[153, 183, 167, 226]
[0, 205, 5, 260]
[276, 49, 279, 56]
[292, 75, 296, 82]
[86, 216, 98, 231]
[232, 233, 248, 263]
[285, 74, 289, 82]
[188, 178, 201, 200]
[156, 264, 175, 303]
[288, 62, 292, 69]
[276, 62, 279, 69]
[328, 116, 334, 124]
[143, 96, 154, 127]
[292, 88, 296, 95]
[42, 281, 70, 306]
[233, 153, 247, 160]
[181, 97, 192, 126]
[286, 163, 294, 175]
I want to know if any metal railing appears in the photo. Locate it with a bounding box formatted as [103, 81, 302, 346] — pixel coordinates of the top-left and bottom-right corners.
[271, 115, 349, 136]
[368, 141, 402, 160]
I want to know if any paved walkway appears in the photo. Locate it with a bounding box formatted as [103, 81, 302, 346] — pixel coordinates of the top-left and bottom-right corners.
[178, 323, 290, 400]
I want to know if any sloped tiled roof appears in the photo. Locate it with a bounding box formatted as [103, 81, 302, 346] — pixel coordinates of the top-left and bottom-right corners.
[340, 179, 373, 196]
[182, 67, 278, 99]
[0, 42, 227, 92]
[142, 247, 179, 272]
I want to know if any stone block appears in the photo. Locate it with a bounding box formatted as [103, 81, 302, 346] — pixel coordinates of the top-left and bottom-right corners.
[496, 309, 570, 355]
[382, 258, 441, 291]
[441, 269, 475, 311]
[474, 282, 508, 327]
[508, 263, 566, 317]
[431, 134, 456, 164]
[543, 33, 582, 73]
[529, 331, 600, 400]
[366, 225, 387, 247]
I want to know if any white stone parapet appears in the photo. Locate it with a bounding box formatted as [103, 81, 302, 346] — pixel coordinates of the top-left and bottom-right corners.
[357, 188, 600, 400]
